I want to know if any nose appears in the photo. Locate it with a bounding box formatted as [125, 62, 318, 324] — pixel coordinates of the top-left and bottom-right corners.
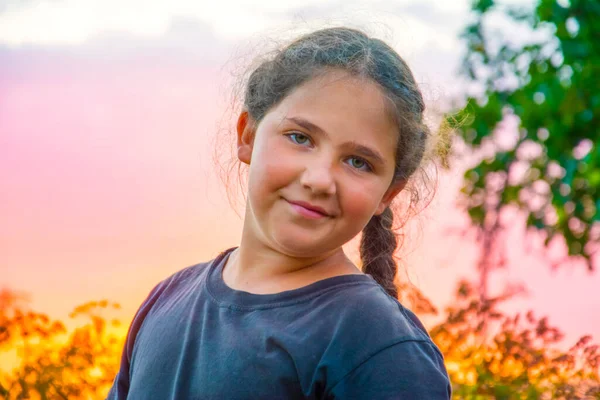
[300, 161, 336, 195]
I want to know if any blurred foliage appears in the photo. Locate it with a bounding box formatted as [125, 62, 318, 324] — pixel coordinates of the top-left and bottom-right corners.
[0, 288, 123, 399]
[451, 0, 600, 270]
[431, 280, 600, 399]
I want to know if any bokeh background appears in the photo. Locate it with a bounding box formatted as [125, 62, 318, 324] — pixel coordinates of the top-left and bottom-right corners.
[1, 0, 599, 398]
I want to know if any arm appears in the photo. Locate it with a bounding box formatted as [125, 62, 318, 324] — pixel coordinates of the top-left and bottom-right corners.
[326, 340, 452, 400]
[105, 280, 169, 400]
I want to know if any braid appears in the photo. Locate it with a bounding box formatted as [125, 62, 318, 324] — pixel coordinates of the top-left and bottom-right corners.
[359, 207, 399, 298]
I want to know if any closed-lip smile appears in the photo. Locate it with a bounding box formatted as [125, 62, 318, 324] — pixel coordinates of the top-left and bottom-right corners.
[285, 199, 331, 217]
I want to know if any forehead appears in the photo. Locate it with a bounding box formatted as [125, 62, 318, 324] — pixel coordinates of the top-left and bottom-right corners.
[266, 70, 399, 159]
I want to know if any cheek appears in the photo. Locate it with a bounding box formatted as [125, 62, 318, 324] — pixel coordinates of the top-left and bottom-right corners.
[248, 138, 299, 197]
[340, 180, 385, 221]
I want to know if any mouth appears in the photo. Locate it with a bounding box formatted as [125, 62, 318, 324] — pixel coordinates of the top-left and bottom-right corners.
[284, 199, 331, 219]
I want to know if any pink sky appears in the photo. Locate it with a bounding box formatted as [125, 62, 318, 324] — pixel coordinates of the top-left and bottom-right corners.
[1, 23, 599, 368]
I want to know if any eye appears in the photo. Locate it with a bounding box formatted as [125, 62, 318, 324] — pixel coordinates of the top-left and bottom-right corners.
[346, 157, 372, 172]
[286, 132, 312, 146]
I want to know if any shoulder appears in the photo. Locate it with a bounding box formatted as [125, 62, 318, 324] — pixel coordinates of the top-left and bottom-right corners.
[315, 282, 450, 397]
[325, 338, 452, 399]
[324, 280, 432, 343]
[134, 248, 230, 315]
[123, 251, 224, 345]
[108, 252, 224, 398]
[148, 253, 220, 302]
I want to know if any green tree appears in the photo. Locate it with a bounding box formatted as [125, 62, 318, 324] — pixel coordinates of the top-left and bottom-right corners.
[433, 0, 600, 396]
[451, 0, 600, 303]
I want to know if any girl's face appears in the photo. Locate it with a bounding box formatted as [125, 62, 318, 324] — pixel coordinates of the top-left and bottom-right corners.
[237, 70, 406, 259]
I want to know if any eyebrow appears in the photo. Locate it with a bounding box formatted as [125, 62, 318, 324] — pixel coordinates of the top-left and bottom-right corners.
[285, 117, 387, 166]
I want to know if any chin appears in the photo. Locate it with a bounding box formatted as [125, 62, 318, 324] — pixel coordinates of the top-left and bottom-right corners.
[271, 231, 333, 258]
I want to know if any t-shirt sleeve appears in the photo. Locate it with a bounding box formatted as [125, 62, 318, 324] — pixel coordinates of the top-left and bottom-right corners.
[105, 279, 170, 400]
[326, 340, 452, 400]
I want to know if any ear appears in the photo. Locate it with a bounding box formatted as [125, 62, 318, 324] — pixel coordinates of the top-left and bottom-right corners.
[237, 110, 256, 165]
[374, 179, 407, 216]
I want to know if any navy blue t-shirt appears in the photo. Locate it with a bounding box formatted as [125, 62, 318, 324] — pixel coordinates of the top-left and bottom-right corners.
[107, 247, 451, 399]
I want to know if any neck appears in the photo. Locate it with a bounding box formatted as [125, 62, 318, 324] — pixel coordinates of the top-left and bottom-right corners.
[223, 207, 361, 292]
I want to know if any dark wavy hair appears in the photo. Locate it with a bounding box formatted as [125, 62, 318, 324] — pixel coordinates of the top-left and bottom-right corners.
[236, 27, 432, 299]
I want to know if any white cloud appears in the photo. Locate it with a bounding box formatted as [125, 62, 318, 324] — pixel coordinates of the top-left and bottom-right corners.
[0, 0, 172, 45]
[0, 0, 476, 106]
[0, 0, 470, 47]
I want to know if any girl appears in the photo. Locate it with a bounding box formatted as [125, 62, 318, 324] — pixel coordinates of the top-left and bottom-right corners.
[107, 27, 452, 399]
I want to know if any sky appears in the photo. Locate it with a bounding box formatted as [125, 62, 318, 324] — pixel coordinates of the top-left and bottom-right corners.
[1, 0, 599, 364]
